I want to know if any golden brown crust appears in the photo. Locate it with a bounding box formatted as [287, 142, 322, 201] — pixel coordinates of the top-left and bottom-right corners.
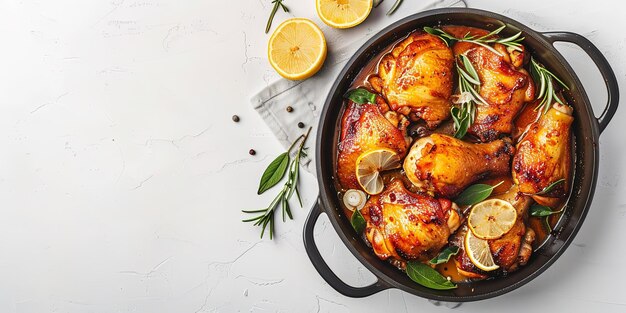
[512, 104, 574, 200]
[403, 134, 515, 198]
[445, 26, 535, 142]
[337, 98, 408, 190]
[373, 31, 455, 128]
[361, 180, 454, 262]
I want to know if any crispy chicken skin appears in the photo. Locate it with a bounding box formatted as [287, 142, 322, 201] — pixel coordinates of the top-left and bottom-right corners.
[403, 133, 515, 198]
[444, 26, 535, 142]
[369, 31, 454, 128]
[337, 97, 408, 190]
[512, 103, 574, 206]
[361, 180, 461, 262]
[453, 185, 535, 278]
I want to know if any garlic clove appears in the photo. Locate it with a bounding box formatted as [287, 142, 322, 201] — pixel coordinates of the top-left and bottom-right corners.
[343, 189, 367, 211]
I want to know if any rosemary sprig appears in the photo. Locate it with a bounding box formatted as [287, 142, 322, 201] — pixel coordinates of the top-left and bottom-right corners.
[450, 54, 485, 138]
[265, 0, 289, 34]
[242, 127, 312, 239]
[386, 0, 404, 15]
[530, 57, 569, 114]
[424, 25, 524, 56]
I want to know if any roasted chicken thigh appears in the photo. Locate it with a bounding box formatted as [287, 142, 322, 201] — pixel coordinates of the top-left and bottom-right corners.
[444, 26, 535, 142]
[513, 102, 574, 206]
[403, 133, 515, 198]
[361, 180, 461, 262]
[453, 185, 535, 278]
[337, 97, 409, 189]
[369, 31, 455, 128]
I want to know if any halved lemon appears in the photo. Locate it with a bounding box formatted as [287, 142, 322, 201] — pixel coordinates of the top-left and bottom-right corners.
[468, 199, 517, 240]
[316, 0, 373, 29]
[268, 18, 327, 80]
[355, 149, 401, 195]
[464, 229, 499, 272]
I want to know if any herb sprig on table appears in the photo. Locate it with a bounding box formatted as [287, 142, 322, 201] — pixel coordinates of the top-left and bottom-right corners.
[386, 0, 404, 15]
[265, 0, 289, 34]
[242, 127, 312, 239]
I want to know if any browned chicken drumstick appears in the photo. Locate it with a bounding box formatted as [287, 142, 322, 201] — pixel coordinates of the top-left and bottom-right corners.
[369, 31, 455, 129]
[512, 102, 574, 206]
[452, 185, 536, 279]
[337, 97, 409, 190]
[361, 180, 461, 262]
[403, 133, 515, 198]
[444, 26, 535, 142]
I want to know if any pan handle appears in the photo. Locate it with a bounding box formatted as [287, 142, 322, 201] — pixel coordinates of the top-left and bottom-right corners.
[303, 199, 390, 297]
[541, 32, 619, 134]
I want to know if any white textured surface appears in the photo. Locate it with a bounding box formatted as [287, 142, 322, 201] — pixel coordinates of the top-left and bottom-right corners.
[1, 0, 625, 312]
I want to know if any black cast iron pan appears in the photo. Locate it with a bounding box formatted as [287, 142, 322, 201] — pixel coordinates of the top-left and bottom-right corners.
[303, 8, 619, 301]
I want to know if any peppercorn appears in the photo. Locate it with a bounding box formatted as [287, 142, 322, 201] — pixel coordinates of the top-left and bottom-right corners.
[286, 106, 293, 112]
[249, 149, 256, 155]
[232, 115, 240, 122]
[297, 122, 305, 128]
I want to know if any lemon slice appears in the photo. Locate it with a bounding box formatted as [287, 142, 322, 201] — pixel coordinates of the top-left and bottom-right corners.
[268, 18, 327, 80]
[468, 199, 517, 240]
[464, 229, 499, 272]
[356, 149, 401, 195]
[316, 0, 373, 29]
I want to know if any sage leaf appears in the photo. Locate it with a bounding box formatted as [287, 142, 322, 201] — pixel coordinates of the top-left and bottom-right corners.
[406, 261, 457, 290]
[429, 246, 460, 265]
[454, 181, 503, 206]
[534, 178, 565, 196]
[530, 204, 563, 217]
[350, 209, 366, 233]
[346, 88, 376, 105]
[530, 204, 553, 217]
[257, 152, 289, 195]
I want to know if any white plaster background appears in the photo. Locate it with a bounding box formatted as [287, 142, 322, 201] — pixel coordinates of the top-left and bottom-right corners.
[1, 0, 625, 312]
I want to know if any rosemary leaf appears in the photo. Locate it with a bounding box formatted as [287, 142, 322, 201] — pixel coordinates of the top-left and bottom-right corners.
[386, 0, 404, 15]
[423, 25, 524, 56]
[265, 0, 288, 34]
[530, 57, 569, 115]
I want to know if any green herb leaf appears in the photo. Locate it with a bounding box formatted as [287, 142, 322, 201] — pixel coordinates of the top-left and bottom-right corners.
[265, 0, 288, 34]
[423, 25, 524, 56]
[386, 0, 404, 15]
[350, 209, 366, 233]
[530, 58, 569, 115]
[257, 152, 290, 195]
[454, 182, 503, 206]
[243, 127, 312, 240]
[534, 178, 565, 196]
[450, 54, 483, 138]
[530, 204, 553, 217]
[406, 261, 457, 290]
[346, 88, 377, 105]
[429, 246, 460, 265]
